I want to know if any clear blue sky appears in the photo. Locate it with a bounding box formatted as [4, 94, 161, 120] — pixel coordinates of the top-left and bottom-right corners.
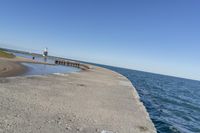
[0, 0, 200, 80]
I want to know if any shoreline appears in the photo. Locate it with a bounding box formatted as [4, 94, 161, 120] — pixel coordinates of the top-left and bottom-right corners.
[0, 61, 156, 133]
[95, 66, 157, 132]
[0, 56, 57, 77]
[0, 56, 90, 77]
[0, 59, 27, 77]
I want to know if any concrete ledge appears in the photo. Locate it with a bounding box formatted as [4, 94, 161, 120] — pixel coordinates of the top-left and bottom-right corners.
[0, 64, 157, 133]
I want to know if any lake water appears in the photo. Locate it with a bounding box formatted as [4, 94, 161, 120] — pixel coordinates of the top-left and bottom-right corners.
[21, 63, 80, 76]
[99, 65, 200, 133]
[13, 52, 80, 76]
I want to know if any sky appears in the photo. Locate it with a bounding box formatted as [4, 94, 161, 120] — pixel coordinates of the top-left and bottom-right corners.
[0, 0, 200, 80]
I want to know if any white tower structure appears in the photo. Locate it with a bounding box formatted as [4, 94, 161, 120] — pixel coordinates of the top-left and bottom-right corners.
[43, 48, 48, 57]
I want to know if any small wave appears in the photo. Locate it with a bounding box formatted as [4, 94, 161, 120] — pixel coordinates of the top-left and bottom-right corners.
[100, 65, 200, 133]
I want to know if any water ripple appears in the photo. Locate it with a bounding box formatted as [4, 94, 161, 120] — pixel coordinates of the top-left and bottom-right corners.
[99, 65, 200, 133]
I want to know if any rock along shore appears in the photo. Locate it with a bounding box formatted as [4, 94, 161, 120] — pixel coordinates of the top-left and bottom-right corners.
[0, 61, 157, 133]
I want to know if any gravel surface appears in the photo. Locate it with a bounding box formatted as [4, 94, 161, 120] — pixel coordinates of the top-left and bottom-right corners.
[0, 65, 157, 133]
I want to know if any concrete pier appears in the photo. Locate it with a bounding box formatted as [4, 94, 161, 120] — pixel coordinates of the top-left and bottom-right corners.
[0, 64, 157, 133]
[55, 60, 90, 70]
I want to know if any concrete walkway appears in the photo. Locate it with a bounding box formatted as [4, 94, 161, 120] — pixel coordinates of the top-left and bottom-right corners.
[0, 65, 157, 133]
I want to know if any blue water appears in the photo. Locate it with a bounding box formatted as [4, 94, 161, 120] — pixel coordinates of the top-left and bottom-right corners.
[21, 63, 80, 76]
[12, 52, 80, 76]
[99, 65, 200, 133]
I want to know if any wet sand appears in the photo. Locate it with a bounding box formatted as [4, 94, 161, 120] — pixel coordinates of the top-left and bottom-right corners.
[0, 57, 56, 77]
[0, 59, 26, 77]
[0, 60, 27, 77]
[0, 62, 157, 133]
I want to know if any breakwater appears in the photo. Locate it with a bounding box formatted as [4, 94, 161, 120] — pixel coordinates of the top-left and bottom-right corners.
[98, 65, 200, 133]
[0, 64, 156, 133]
[55, 60, 90, 70]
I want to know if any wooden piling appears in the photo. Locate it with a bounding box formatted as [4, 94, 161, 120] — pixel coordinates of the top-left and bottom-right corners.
[55, 60, 87, 70]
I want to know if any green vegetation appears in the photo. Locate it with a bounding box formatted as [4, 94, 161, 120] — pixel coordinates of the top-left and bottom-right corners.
[0, 50, 15, 58]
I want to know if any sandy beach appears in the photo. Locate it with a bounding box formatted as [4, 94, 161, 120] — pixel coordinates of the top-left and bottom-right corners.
[0, 60, 27, 77]
[0, 57, 28, 77]
[0, 59, 157, 133]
